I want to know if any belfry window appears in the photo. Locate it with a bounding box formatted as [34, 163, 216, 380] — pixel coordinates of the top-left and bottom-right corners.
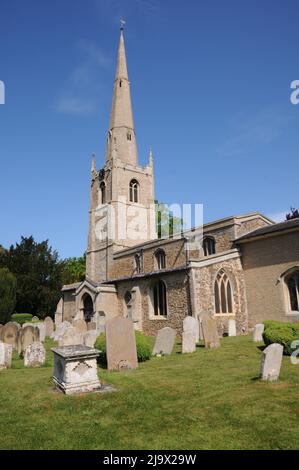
[286, 271, 299, 312]
[153, 280, 167, 316]
[100, 182, 106, 204]
[129, 179, 139, 203]
[155, 249, 166, 270]
[127, 132, 132, 141]
[214, 270, 233, 314]
[119, 80, 122, 87]
[203, 237, 216, 256]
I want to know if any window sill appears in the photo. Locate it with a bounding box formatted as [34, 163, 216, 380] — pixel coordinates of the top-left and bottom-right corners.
[214, 313, 235, 317]
[149, 315, 168, 320]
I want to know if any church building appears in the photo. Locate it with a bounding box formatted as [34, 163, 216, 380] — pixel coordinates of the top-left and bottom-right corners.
[58, 28, 299, 336]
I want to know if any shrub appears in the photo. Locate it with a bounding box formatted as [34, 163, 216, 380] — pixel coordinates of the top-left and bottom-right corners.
[94, 330, 152, 367]
[11, 313, 33, 325]
[0, 268, 17, 324]
[263, 321, 299, 355]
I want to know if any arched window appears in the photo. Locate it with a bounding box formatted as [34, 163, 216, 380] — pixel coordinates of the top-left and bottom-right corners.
[129, 179, 139, 203]
[127, 132, 132, 141]
[82, 293, 94, 323]
[134, 254, 142, 274]
[214, 270, 233, 314]
[155, 249, 166, 270]
[285, 270, 299, 312]
[100, 181, 106, 204]
[203, 237, 216, 256]
[153, 280, 167, 316]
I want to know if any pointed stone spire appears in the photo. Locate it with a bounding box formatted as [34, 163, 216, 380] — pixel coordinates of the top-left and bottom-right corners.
[149, 146, 153, 166]
[91, 153, 96, 173]
[106, 28, 138, 165]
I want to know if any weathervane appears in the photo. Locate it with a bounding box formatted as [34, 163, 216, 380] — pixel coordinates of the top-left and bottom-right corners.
[120, 18, 126, 31]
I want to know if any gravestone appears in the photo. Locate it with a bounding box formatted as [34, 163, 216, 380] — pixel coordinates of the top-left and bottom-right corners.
[24, 341, 46, 367]
[87, 322, 97, 331]
[228, 319, 237, 337]
[35, 323, 46, 342]
[55, 298, 63, 327]
[18, 325, 40, 355]
[0, 342, 13, 369]
[201, 317, 220, 349]
[12, 322, 21, 330]
[73, 319, 87, 334]
[152, 327, 177, 356]
[183, 316, 199, 343]
[44, 317, 54, 337]
[260, 343, 283, 381]
[52, 345, 101, 395]
[253, 324, 264, 342]
[198, 310, 211, 340]
[84, 331, 98, 348]
[32, 316, 39, 322]
[182, 330, 196, 354]
[51, 321, 71, 341]
[0, 322, 19, 351]
[106, 317, 138, 371]
[58, 327, 83, 347]
[94, 311, 106, 333]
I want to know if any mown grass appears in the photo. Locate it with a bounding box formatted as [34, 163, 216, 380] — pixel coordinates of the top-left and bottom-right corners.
[1, 335, 299, 450]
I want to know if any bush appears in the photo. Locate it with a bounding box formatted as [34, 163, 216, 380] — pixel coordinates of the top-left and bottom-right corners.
[0, 268, 17, 324]
[94, 330, 152, 367]
[11, 313, 33, 325]
[263, 320, 299, 355]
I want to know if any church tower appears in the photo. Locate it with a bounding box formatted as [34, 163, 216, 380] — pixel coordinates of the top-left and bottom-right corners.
[86, 27, 156, 284]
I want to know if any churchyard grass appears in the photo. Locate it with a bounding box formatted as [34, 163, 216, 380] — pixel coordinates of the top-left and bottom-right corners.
[0, 335, 299, 450]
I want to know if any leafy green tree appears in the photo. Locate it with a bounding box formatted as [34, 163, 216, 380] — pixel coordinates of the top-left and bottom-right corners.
[286, 207, 299, 221]
[0, 236, 63, 318]
[61, 253, 86, 285]
[0, 268, 17, 324]
[155, 201, 184, 239]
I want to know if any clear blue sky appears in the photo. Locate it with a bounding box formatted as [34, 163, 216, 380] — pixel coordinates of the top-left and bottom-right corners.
[0, 0, 298, 258]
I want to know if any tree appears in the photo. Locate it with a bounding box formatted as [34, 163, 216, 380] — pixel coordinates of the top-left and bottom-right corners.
[155, 201, 184, 239]
[61, 253, 86, 285]
[0, 268, 17, 324]
[286, 207, 299, 221]
[0, 236, 63, 318]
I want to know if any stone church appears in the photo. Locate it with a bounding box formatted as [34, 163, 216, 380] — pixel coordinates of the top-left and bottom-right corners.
[58, 28, 299, 336]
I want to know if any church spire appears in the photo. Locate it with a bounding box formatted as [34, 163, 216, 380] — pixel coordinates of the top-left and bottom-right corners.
[106, 27, 138, 165]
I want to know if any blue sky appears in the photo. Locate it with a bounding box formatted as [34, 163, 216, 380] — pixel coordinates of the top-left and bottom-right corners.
[0, 0, 298, 258]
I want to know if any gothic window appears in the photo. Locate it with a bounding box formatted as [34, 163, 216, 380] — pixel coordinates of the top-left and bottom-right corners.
[153, 280, 167, 316]
[100, 181, 106, 204]
[155, 249, 166, 270]
[129, 179, 139, 203]
[203, 237, 216, 256]
[285, 271, 299, 312]
[127, 132, 132, 141]
[134, 254, 142, 274]
[214, 270, 233, 314]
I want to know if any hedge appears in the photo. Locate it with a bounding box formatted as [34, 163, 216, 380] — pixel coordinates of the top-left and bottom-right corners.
[95, 330, 152, 367]
[263, 320, 299, 355]
[11, 313, 33, 325]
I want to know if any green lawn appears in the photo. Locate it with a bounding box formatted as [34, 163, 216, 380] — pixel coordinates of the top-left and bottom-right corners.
[1, 335, 299, 450]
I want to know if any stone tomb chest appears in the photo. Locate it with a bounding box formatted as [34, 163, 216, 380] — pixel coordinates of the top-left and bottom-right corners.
[51, 345, 101, 395]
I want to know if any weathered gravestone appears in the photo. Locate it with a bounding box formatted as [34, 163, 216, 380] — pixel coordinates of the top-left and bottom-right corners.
[182, 330, 197, 353]
[260, 343, 283, 381]
[51, 345, 101, 395]
[0, 342, 13, 369]
[35, 323, 46, 342]
[228, 319, 237, 337]
[183, 316, 199, 343]
[87, 322, 97, 331]
[24, 341, 46, 367]
[54, 298, 63, 327]
[51, 321, 71, 341]
[0, 322, 19, 351]
[18, 325, 40, 355]
[152, 327, 177, 356]
[58, 327, 83, 347]
[44, 316, 54, 337]
[94, 311, 106, 333]
[84, 331, 98, 348]
[197, 310, 212, 340]
[106, 317, 138, 370]
[32, 316, 39, 322]
[201, 317, 220, 349]
[73, 319, 87, 334]
[253, 323, 264, 342]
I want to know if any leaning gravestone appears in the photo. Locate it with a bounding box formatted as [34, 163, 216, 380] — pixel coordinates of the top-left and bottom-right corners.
[0, 322, 19, 351]
[84, 331, 98, 348]
[44, 317, 54, 337]
[73, 319, 87, 334]
[24, 341, 46, 367]
[58, 327, 83, 347]
[253, 323, 264, 342]
[260, 343, 283, 381]
[152, 327, 177, 356]
[106, 317, 138, 371]
[201, 317, 220, 349]
[0, 342, 13, 369]
[228, 319, 237, 337]
[182, 330, 196, 354]
[183, 316, 199, 343]
[18, 325, 40, 355]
